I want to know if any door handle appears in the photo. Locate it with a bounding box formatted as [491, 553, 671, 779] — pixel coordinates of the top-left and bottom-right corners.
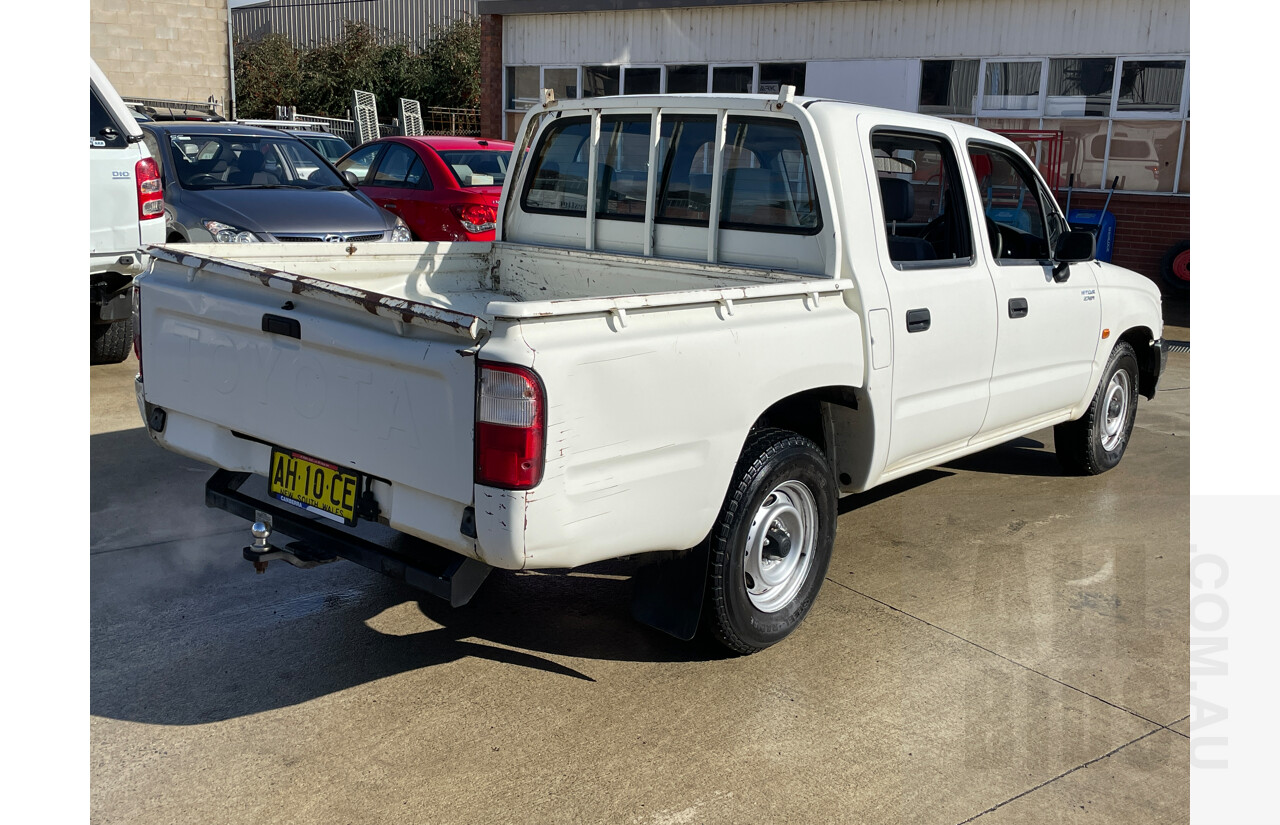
[1008, 297, 1029, 319]
[906, 308, 931, 333]
[380, 201, 398, 210]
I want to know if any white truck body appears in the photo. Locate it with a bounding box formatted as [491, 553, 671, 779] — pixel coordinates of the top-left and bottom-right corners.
[134, 92, 1164, 650]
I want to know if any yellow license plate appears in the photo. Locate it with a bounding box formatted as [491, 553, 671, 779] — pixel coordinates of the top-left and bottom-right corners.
[269, 449, 361, 525]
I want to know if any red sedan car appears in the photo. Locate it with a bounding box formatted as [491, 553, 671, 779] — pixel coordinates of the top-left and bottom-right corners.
[336, 136, 515, 241]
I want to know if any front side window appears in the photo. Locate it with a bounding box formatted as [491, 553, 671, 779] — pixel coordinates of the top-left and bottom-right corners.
[967, 143, 1054, 262]
[871, 131, 973, 265]
[338, 143, 382, 184]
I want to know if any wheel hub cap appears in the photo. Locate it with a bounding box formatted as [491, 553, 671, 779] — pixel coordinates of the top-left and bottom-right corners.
[1100, 370, 1131, 452]
[744, 480, 818, 613]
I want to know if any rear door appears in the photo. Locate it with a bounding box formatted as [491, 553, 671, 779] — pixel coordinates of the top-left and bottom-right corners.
[866, 123, 999, 473]
[357, 142, 438, 239]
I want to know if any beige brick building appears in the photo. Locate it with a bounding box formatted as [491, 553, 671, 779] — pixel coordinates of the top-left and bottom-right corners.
[91, 0, 231, 114]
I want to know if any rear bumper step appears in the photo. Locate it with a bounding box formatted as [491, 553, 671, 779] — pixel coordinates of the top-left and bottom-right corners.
[205, 470, 491, 607]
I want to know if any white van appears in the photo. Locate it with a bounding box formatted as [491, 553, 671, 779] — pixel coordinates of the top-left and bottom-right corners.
[90, 58, 166, 364]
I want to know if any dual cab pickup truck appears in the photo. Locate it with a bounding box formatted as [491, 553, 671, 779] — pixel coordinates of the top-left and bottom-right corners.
[134, 89, 1166, 654]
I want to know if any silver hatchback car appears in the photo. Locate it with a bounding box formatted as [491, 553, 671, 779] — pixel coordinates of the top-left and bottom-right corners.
[139, 122, 412, 244]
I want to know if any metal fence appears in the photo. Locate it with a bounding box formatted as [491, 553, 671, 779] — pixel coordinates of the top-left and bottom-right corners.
[276, 105, 480, 145]
[123, 96, 224, 118]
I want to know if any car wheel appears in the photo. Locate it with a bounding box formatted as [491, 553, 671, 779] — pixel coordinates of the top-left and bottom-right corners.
[1054, 341, 1139, 475]
[1159, 240, 1189, 292]
[91, 318, 132, 365]
[705, 428, 837, 654]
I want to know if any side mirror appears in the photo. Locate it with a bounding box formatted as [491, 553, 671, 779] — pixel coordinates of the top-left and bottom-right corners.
[343, 170, 359, 187]
[1052, 230, 1096, 282]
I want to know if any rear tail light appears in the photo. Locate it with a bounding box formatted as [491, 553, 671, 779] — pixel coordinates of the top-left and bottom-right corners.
[476, 363, 545, 489]
[132, 284, 142, 380]
[136, 157, 163, 220]
[450, 203, 497, 234]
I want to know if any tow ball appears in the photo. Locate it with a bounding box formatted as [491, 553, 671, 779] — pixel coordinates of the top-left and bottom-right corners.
[242, 519, 340, 573]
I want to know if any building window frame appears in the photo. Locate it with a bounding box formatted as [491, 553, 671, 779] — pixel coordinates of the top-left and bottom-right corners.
[1111, 55, 1189, 120]
[621, 64, 665, 95]
[975, 57, 1049, 118]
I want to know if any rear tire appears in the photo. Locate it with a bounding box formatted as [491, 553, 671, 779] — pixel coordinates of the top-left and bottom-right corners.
[91, 318, 132, 365]
[706, 428, 837, 655]
[1054, 341, 1139, 475]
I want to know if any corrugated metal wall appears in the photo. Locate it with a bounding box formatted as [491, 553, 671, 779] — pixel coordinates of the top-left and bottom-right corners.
[503, 0, 1189, 65]
[233, 0, 476, 49]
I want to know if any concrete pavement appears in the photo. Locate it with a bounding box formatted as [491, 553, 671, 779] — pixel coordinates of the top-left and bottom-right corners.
[91, 347, 1189, 824]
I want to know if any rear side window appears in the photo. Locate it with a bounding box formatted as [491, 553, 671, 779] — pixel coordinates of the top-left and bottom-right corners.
[871, 131, 974, 265]
[522, 118, 591, 214]
[90, 89, 127, 149]
[372, 143, 428, 188]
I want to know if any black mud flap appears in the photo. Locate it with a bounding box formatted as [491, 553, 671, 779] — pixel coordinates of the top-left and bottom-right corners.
[630, 544, 710, 641]
[206, 469, 491, 607]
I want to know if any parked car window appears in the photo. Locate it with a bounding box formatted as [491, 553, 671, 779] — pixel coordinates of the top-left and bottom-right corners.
[654, 116, 717, 225]
[338, 143, 383, 184]
[298, 134, 352, 163]
[90, 90, 127, 148]
[967, 142, 1055, 262]
[522, 117, 592, 215]
[436, 150, 510, 187]
[370, 144, 428, 188]
[163, 133, 344, 190]
[871, 131, 974, 266]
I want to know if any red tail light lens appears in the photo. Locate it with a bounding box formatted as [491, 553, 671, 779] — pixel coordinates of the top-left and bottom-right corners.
[476, 363, 545, 489]
[136, 157, 163, 220]
[132, 284, 143, 379]
[450, 203, 497, 234]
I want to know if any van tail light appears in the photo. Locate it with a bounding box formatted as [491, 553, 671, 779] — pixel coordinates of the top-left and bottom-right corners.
[132, 284, 143, 380]
[450, 203, 497, 234]
[476, 363, 545, 489]
[136, 157, 163, 220]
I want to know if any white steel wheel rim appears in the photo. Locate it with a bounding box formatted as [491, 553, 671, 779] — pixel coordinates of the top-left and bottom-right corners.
[1100, 370, 1131, 452]
[743, 480, 818, 613]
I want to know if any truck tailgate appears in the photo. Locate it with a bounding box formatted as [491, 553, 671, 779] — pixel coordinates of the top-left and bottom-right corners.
[137, 247, 485, 548]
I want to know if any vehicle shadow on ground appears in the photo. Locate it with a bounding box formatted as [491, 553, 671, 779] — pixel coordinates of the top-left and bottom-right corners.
[941, 436, 1065, 477]
[90, 559, 718, 726]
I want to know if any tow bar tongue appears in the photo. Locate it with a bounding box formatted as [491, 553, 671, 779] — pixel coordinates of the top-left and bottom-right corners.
[242, 520, 341, 573]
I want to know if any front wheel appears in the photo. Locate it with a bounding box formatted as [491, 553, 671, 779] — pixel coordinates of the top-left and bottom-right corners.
[1054, 341, 1139, 475]
[706, 429, 837, 655]
[90, 318, 132, 365]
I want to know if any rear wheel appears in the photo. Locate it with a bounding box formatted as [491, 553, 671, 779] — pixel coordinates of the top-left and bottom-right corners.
[706, 429, 837, 654]
[1054, 341, 1139, 475]
[90, 318, 132, 365]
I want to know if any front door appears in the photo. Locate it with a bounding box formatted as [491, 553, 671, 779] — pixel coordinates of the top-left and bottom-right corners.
[867, 125, 999, 473]
[965, 142, 1102, 440]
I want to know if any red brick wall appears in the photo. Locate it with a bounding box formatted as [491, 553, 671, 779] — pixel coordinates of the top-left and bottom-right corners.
[1052, 191, 1189, 286]
[480, 14, 503, 140]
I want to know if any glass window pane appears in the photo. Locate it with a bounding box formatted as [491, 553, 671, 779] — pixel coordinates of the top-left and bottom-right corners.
[522, 117, 591, 215]
[582, 66, 619, 98]
[719, 118, 821, 233]
[656, 116, 717, 223]
[623, 67, 662, 95]
[871, 132, 973, 263]
[1178, 122, 1190, 194]
[1046, 58, 1116, 117]
[1118, 60, 1186, 113]
[595, 117, 651, 218]
[666, 65, 709, 94]
[982, 61, 1042, 111]
[969, 144, 1050, 260]
[711, 66, 753, 94]
[337, 143, 382, 184]
[544, 67, 579, 101]
[505, 66, 539, 111]
[1108, 120, 1182, 192]
[919, 60, 979, 115]
[759, 63, 806, 96]
[90, 91, 128, 148]
[373, 144, 420, 185]
[1041, 119, 1109, 189]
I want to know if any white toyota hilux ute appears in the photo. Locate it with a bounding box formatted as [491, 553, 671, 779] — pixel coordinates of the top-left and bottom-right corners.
[91, 58, 165, 363]
[133, 90, 1166, 654]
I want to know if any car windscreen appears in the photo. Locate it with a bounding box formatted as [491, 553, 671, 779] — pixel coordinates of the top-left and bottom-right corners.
[437, 149, 511, 187]
[166, 134, 347, 190]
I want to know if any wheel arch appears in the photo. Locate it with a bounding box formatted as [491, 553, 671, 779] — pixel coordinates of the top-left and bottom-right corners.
[1116, 325, 1161, 399]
